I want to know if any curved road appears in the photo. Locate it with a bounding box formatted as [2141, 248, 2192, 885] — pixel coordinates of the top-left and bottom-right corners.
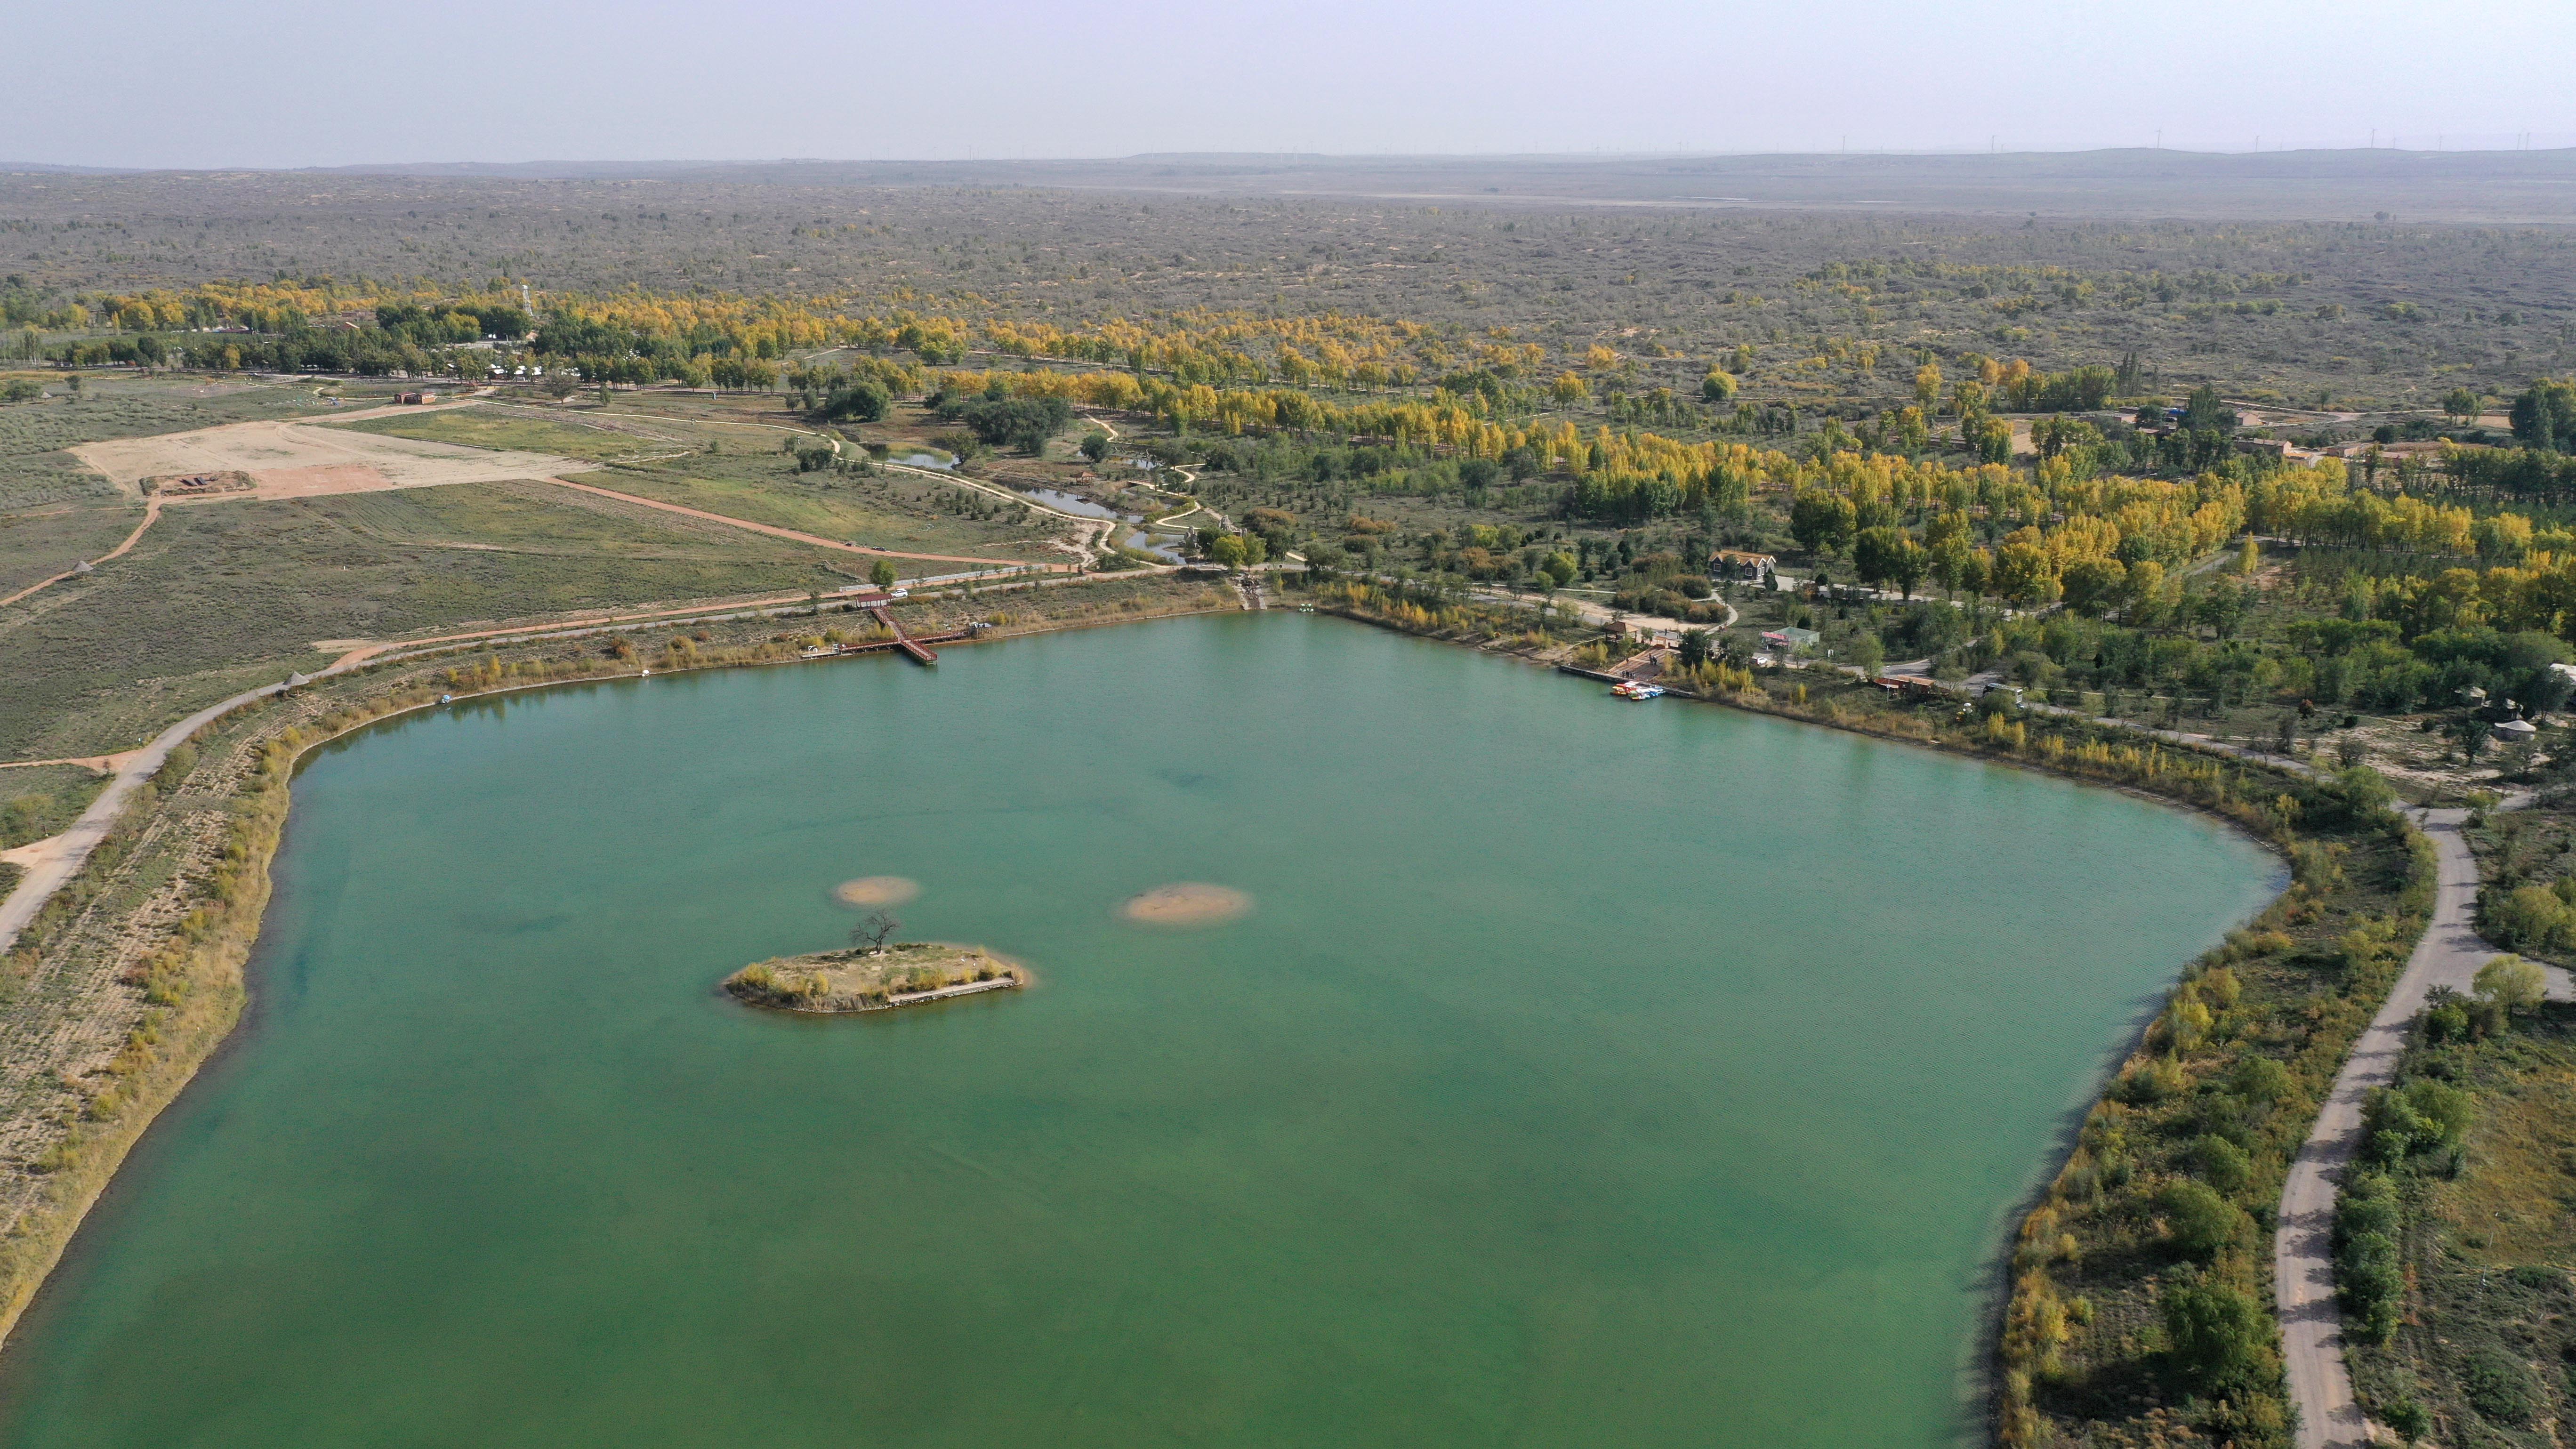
[2275, 806, 2531, 1448]
[0, 678, 318, 953]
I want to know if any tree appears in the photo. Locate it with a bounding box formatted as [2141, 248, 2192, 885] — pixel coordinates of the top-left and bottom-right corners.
[1699, 369, 1738, 402]
[1208, 534, 1249, 569]
[1852, 526, 1903, 592]
[2510, 378, 2576, 452]
[870, 558, 898, 589]
[1913, 361, 1942, 413]
[2454, 716, 2493, 762]
[817, 379, 891, 424]
[1678, 628, 1713, 670]
[2474, 954, 2546, 1016]
[852, 910, 900, 954]
[1991, 540, 2060, 608]
[1550, 372, 1591, 407]
[1789, 491, 1857, 556]
[2060, 558, 2127, 618]
[2444, 386, 2483, 422]
[2157, 1179, 2249, 1259]
[1079, 431, 1111, 463]
[2183, 383, 2237, 436]
[2161, 1276, 2272, 1393]
[1887, 538, 1929, 600]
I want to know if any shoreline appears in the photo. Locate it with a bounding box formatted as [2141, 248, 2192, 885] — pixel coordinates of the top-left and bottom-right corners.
[0, 574, 1232, 1355]
[0, 580, 2425, 1449]
[1299, 593, 2430, 1448]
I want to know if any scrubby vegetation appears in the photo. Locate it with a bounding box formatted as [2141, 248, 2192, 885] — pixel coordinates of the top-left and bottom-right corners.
[724, 942, 1021, 1013]
[2343, 986, 2576, 1447]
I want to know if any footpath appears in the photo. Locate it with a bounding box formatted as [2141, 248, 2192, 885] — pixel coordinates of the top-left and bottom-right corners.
[2274, 805, 2575, 1447]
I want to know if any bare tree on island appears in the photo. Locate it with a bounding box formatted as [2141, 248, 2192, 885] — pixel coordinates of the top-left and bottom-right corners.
[851, 911, 900, 956]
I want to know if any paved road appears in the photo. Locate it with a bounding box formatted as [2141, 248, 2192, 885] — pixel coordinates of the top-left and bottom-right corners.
[2276, 807, 2496, 1449]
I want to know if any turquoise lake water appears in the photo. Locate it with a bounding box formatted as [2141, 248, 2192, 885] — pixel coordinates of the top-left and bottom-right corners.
[0, 613, 2280, 1447]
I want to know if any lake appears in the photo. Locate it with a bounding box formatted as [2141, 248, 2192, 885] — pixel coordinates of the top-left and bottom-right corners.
[0, 613, 2280, 1448]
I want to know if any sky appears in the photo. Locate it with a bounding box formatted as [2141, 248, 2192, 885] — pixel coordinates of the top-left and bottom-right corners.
[14, 0, 2574, 169]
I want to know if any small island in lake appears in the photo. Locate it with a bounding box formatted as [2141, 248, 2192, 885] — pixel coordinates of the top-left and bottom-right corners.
[723, 942, 1025, 1014]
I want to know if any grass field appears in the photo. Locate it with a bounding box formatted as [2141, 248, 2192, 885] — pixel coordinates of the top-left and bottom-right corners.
[589, 453, 1065, 560]
[0, 481, 862, 759]
[0, 378, 343, 496]
[0, 502, 143, 597]
[0, 378, 356, 592]
[339, 400, 1066, 560]
[2349, 1006, 2576, 1447]
[0, 766, 108, 851]
[333, 406, 692, 464]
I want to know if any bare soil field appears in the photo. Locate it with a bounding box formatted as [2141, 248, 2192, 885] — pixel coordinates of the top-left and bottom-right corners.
[66, 407, 594, 502]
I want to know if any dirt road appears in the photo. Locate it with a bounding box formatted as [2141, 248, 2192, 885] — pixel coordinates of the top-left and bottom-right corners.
[0, 500, 163, 608]
[2276, 806, 2492, 1449]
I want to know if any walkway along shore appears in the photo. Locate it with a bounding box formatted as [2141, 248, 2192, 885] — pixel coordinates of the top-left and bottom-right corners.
[2272, 807, 2576, 1449]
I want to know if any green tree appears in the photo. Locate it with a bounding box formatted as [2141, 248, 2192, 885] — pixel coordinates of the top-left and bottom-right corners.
[2474, 953, 2546, 1015]
[2191, 1134, 2251, 1195]
[2443, 386, 2482, 422]
[1208, 534, 1249, 569]
[870, 558, 898, 589]
[2160, 1276, 2272, 1392]
[1699, 369, 1738, 402]
[817, 379, 890, 424]
[1887, 537, 1929, 600]
[2510, 378, 2576, 452]
[2157, 1179, 2249, 1259]
[2059, 558, 2127, 618]
[1678, 628, 1713, 670]
[1789, 491, 1858, 556]
[1079, 431, 1111, 463]
[1852, 526, 1903, 592]
[2183, 383, 2237, 436]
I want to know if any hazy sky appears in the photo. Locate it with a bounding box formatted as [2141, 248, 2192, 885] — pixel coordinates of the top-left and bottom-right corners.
[16, 0, 2572, 168]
